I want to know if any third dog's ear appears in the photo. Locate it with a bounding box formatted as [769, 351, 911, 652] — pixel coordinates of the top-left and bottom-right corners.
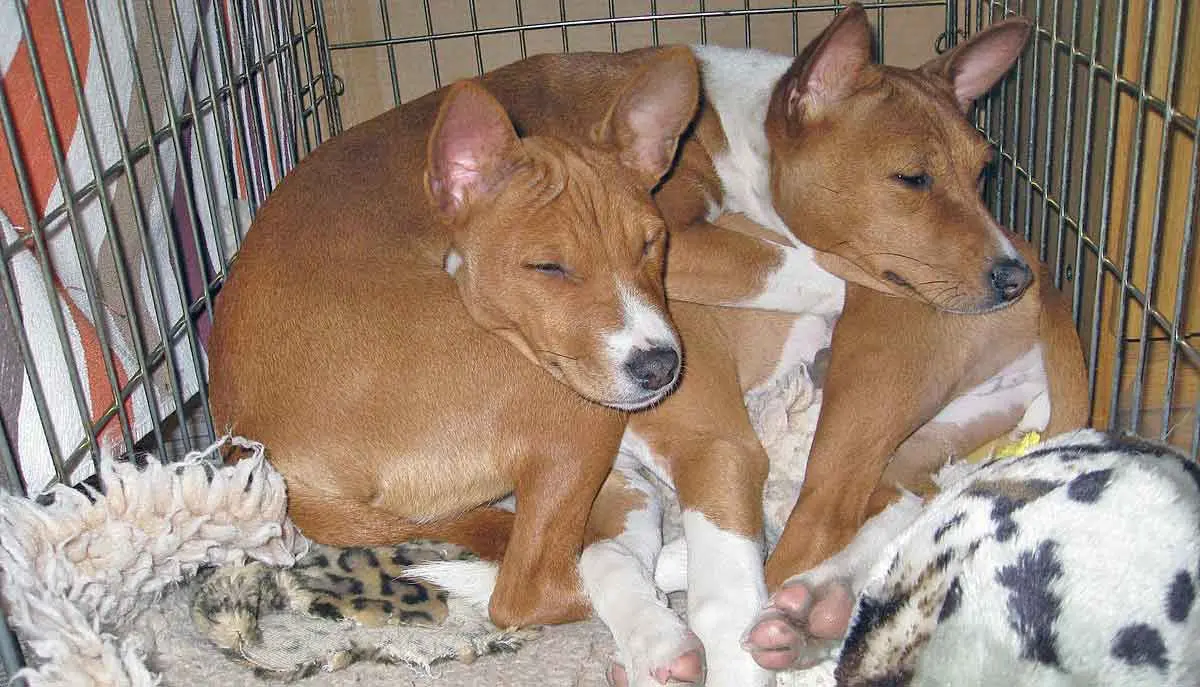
[596, 46, 700, 190]
[921, 18, 1032, 112]
[777, 3, 873, 127]
[425, 81, 522, 218]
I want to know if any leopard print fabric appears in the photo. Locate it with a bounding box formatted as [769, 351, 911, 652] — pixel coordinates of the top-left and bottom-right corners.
[192, 539, 476, 651]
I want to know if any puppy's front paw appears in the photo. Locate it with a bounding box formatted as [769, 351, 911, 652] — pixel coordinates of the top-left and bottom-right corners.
[742, 575, 853, 670]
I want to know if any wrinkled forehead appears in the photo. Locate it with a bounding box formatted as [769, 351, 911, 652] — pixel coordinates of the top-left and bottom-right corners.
[856, 67, 995, 169]
[514, 138, 663, 241]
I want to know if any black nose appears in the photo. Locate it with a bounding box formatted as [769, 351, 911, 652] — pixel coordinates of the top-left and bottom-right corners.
[990, 258, 1033, 302]
[625, 346, 680, 392]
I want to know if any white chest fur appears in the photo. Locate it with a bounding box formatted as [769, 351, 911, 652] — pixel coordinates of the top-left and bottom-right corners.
[691, 45, 846, 323]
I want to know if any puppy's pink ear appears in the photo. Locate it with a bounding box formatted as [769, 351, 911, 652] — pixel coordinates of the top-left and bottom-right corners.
[779, 3, 873, 124]
[425, 81, 522, 217]
[597, 46, 700, 190]
[922, 18, 1032, 112]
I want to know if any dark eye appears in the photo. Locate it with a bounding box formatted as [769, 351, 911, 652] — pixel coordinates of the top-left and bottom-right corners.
[526, 261, 569, 278]
[895, 172, 931, 189]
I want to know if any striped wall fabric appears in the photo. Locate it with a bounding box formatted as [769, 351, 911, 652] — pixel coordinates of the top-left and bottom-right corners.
[0, 0, 302, 494]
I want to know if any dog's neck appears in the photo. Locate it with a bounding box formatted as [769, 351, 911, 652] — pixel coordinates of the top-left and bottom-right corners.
[693, 45, 846, 317]
[693, 45, 797, 247]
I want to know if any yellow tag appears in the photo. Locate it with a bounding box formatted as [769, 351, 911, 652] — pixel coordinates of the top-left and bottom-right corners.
[967, 431, 1043, 463]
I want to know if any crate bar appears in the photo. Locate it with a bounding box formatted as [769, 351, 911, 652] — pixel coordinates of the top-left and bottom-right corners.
[0, 5, 103, 480]
[182, 0, 250, 260]
[50, 0, 158, 465]
[1021, 0, 1043, 253]
[421, 0, 441, 90]
[291, 1, 325, 150]
[469, 0, 484, 76]
[1085, 0, 1132, 428]
[310, 0, 343, 135]
[140, 0, 222, 452]
[209, 1, 265, 215]
[1050, 0, 1083, 292]
[380, 0, 403, 107]
[161, 0, 234, 288]
[1128, 0, 1187, 437]
[1106, 0, 1162, 432]
[1162, 95, 1200, 454]
[515, 0, 529, 60]
[113, 0, 210, 453]
[326, 3, 947, 51]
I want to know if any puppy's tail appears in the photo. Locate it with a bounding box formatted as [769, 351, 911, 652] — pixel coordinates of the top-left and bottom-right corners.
[405, 560, 499, 614]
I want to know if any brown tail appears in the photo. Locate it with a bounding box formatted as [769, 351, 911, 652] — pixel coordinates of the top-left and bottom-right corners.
[286, 488, 515, 561]
[1038, 274, 1091, 436]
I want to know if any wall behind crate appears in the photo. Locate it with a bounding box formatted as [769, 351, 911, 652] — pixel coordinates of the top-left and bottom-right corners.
[323, 1, 950, 132]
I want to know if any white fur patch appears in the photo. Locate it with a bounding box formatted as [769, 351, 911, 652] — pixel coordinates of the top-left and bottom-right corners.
[691, 45, 846, 320]
[690, 45, 794, 246]
[931, 345, 1049, 430]
[758, 313, 836, 390]
[443, 248, 464, 275]
[741, 245, 846, 317]
[604, 281, 681, 411]
[580, 455, 692, 686]
[681, 510, 772, 686]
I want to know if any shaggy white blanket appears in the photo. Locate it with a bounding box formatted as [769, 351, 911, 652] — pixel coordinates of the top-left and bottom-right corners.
[0, 437, 308, 686]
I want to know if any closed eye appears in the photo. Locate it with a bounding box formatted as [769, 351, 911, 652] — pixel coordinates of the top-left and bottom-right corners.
[525, 261, 570, 278]
[895, 172, 932, 189]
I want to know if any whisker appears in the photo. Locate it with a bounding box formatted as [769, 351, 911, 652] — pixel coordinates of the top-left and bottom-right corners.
[535, 349, 578, 361]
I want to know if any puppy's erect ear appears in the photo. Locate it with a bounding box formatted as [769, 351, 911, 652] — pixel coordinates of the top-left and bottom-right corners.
[921, 17, 1032, 112]
[777, 3, 873, 126]
[596, 46, 701, 190]
[425, 81, 522, 217]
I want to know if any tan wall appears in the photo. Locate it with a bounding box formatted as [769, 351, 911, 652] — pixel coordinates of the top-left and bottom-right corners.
[322, 1, 947, 129]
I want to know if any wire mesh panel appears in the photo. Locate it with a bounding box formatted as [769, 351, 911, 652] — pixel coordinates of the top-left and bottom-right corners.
[0, 0, 334, 674]
[971, 0, 1199, 453]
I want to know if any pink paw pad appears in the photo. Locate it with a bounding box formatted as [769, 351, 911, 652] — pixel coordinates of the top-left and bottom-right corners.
[742, 578, 855, 670]
[607, 646, 705, 686]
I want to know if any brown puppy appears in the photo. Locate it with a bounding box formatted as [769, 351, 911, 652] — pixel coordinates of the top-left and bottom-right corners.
[207, 50, 701, 628]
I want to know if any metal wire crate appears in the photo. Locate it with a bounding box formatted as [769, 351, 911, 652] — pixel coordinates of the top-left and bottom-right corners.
[0, 0, 1195, 680]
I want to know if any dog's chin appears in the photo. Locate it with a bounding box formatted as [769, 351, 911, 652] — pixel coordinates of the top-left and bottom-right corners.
[544, 366, 678, 412]
[597, 374, 680, 413]
[886, 276, 1027, 315]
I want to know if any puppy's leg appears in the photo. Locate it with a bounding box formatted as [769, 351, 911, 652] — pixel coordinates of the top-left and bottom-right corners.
[629, 304, 773, 687]
[665, 217, 845, 316]
[487, 434, 626, 628]
[746, 489, 927, 669]
[744, 288, 965, 670]
[582, 453, 703, 687]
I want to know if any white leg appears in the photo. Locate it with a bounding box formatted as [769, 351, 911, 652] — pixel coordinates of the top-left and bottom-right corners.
[580, 455, 699, 686]
[682, 510, 773, 686]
